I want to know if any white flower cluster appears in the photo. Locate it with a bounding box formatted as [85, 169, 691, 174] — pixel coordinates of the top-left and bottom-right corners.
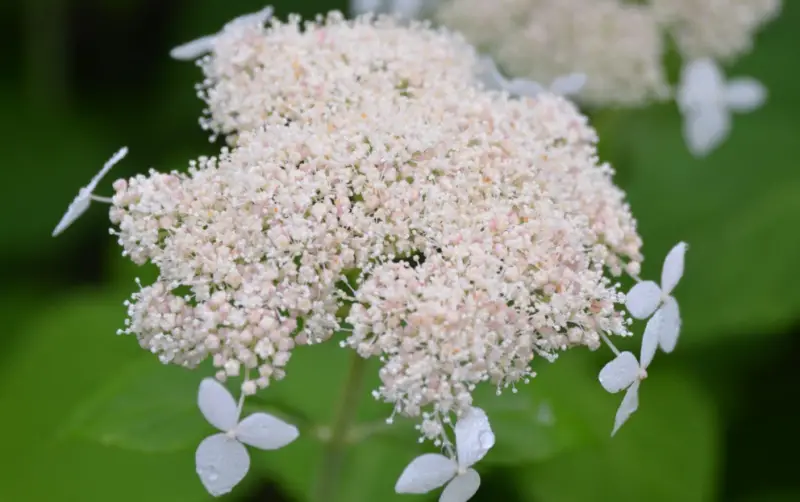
[52, 8, 689, 501]
[365, 0, 780, 109]
[434, 0, 672, 107]
[650, 0, 782, 61]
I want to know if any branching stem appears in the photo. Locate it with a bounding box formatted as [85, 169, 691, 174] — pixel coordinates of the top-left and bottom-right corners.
[311, 352, 369, 502]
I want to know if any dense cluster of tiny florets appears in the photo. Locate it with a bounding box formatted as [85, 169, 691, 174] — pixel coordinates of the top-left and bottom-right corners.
[111, 12, 642, 439]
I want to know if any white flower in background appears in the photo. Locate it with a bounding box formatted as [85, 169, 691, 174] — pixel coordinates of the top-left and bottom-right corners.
[195, 378, 299, 497]
[478, 56, 586, 98]
[625, 242, 687, 353]
[677, 58, 767, 157]
[351, 0, 430, 19]
[169, 5, 274, 60]
[650, 0, 782, 61]
[51, 146, 127, 237]
[395, 407, 495, 501]
[437, 0, 670, 107]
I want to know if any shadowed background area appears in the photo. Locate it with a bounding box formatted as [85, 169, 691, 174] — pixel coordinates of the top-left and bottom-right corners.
[0, 1, 798, 501]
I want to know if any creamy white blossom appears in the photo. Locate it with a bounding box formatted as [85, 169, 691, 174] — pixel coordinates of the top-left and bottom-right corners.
[395, 407, 494, 501]
[54, 7, 701, 502]
[651, 0, 782, 61]
[677, 58, 767, 157]
[112, 16, 643, 440]
[195, 377, 299, 496]
[52, 147, 127, 237]
[436, 0, 670, 107]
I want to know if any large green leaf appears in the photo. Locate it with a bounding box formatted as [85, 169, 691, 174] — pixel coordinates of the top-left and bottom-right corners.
[516, 365, 719, 502]
[64, 358, 211, 453]
[472, 352, 608, 465]
[595, 2, 800, 346]
[0, 289, 212, 502]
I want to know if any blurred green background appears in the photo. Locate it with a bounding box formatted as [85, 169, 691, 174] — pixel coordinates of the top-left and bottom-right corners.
[1, 1, 798, 501]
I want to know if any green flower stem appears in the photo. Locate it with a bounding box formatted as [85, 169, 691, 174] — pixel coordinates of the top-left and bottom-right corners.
[312, 352, 369, 502]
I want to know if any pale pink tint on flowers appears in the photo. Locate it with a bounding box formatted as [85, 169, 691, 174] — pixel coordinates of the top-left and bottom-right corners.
[111, 13, 642, 435]
[197, 12, 480, 139]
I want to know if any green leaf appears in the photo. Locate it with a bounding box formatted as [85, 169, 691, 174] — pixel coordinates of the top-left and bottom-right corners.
[472, 352, 608, 465]
[590, 4, 800, 347]
[0, 100, 124, 260]
[249, 337, 420, 501]
[64, 358, 211, 453]
[0, 289, 212, 502]
[516, 365, 719, 502]
[736, 491, 800, 502]
[595, 3, 800, 346]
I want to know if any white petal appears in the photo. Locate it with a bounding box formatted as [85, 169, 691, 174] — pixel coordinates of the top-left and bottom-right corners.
[52, 191, 91, 237]
[390, 0, 425, 19]
[656, 296, 681, 353]
[476, 56, 509, 92]
[625, 281, 662, 319]
[611, 380, 640, 436]
[52, 146, 128, 237]
[640, 315, 659, 369]
[351, 0, 383, 15]
[224, 6, 274, 29]
[725, 77, 767, 113]
[395, 453, 457, 494]
[198, 378, 239, 432]
[677, 58, 725, 114]
[87, 146, 128, 192]
[195, 433, 250, 497]
[440, 469, 481, 502]
[170, 34, 217, 60]
[683, 106, 731, 157]
[455, 407, 495, 469]
[661, 241, 688, 294]
[599, 351, 639, 393]
[235, 412, 299, 450]
[549, 73, 587, 96]
[505, 78, 546, 98]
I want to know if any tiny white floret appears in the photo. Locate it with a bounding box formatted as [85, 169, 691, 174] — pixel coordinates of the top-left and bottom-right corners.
[677, 58, 766, 157]
[52, 146, 127, 237]
[395, 407, 494, 502]
[195, 377, 299, 497]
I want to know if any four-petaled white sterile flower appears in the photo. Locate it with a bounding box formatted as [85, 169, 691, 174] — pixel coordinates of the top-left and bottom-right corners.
[478, 56, 586, 98]
[625, 242, 687, 353]
[677, 58, 767, 157]
[195, 378, 299, 497]
[395, 407, 495, 502]
[52, 146, 127, 237]
[599, 331, 656, 436]
[170, 5, 274, 61]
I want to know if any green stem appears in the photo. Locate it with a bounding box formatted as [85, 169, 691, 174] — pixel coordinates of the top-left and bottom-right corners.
[312, 352, 369, 502]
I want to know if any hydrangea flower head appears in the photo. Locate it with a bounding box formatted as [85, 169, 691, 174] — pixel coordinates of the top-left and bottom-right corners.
[53, 8, 692, 499]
